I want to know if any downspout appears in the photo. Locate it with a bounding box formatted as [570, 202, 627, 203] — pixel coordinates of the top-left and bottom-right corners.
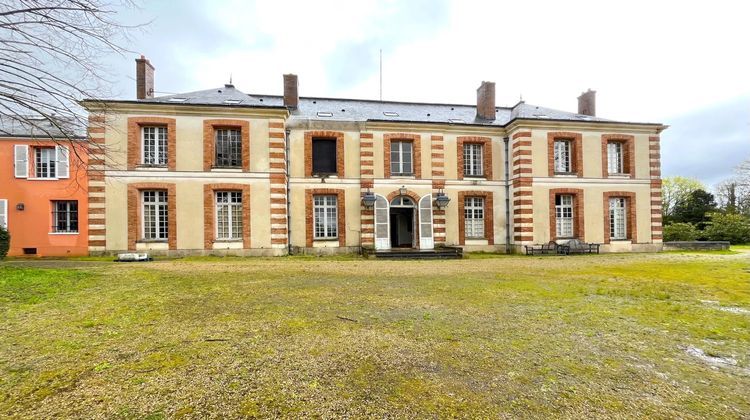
[285, 128, 292, 255]
[503, 136, 511, 253]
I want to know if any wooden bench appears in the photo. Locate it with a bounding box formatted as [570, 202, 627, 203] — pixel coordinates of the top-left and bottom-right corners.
[524, 241, 561, 256]
[559, 239, 600, 255]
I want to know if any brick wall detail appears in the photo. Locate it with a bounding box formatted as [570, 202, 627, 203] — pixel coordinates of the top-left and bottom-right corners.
[649, 136, 663, 242]
[458, 191, 494, 245]
[305, 188, 346, 247]
[88, 114, 107, 250]
[203, 184, 251, 249]
[269, 120, 288, 248]
[383, 133, 422, 178]
[602, 191, 638, 244]
[127, 182, 177, 250]
[304, 131, 345, 177]
[511, 131, 533, 244]
[202, 119, 250, 172]
[456, 136, 493, 180]
[127, 117, 176, 171]
[547, 132, 583, 177]
[548, 188, 585, 241]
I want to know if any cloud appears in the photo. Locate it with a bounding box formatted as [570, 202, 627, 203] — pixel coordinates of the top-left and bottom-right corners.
[661, 96, 750, 186]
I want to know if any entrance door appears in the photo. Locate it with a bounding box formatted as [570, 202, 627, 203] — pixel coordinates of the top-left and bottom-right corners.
[419, 194, 434, 249]
[389, 207, 414, 248]
[374, 194, 390, 250]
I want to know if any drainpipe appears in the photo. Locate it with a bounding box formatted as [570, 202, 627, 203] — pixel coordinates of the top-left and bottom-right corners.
[503, 136, 511, 253]
[285, 128, 292, 255]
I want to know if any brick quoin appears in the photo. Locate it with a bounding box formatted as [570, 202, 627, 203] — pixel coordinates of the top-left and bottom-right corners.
[127, 117, 176, 171]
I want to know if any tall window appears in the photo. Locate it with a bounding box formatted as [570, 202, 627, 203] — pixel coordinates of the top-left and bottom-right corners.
[609, 197, 627, 240]
[464, 197, 485, 238]
[554, 140, 572, 173]
[142, 126, 168, 165]
[0, 199, 8, 229]
[313, 195, 338, 239]
[390, 140, 413, 175]
[312, 138, 337, 174]
[607, 142, 624, 174]
[142, 190, 168, 240]
[463, 143, 484, 177]
[35, 147, 56, 178]
[555, 194, 574, 238]
[216, 191, 242, 240]
[215, 128, 242, 167]
[52, 201, 78, 233]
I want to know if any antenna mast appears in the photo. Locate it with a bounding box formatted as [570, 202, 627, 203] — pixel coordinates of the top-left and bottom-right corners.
[379, 49, 382, 101]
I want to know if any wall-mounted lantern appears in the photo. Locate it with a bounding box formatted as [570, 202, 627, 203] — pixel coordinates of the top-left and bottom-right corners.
[16, 203, 24, 211]
[361, 191, 377, 208]
[434, 192, 450, 209]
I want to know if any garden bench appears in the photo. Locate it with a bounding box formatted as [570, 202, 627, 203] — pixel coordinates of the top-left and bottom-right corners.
[524, 241, 561, 255]
[559, 239, 600, 255]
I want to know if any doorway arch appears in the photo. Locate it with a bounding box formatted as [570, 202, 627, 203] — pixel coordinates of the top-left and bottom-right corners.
[389, 194, 417, 248]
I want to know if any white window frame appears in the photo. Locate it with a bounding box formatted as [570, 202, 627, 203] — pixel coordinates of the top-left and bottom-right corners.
[34, 147, 57, 179]
[0, 199, 7, 229]
[390, 140, 413, 175]
[215, 191, 243, 240]
[463, 143, 484, 177]
[607, 142, 624, 174]
[142, 190, 168, 241]
[313, 195, 338, 240]
[555, 194, 574, 238]
[610, 197, 627, 240]
[464, 197, 485, 239]
[142, 126, 168, 166]
[214, 128, 242, 168]
[51, 200, 78, 233]
[554, 140, 572, 173]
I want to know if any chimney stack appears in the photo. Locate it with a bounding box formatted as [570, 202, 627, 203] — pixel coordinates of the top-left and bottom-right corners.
[135, 55, 155, 100]
[283, 74, 299, 109]
[476, 81, 496, 120]
[577, 89, 596, 116]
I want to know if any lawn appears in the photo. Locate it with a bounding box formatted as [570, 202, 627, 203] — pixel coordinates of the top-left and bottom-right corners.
[0, 251, 749, 418]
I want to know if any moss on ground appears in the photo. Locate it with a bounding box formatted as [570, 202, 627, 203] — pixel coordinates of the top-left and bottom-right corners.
[0, 252, 749, 417]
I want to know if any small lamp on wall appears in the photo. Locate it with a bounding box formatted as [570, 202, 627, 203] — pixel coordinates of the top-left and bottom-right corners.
[361, 191, 377, 209]
[16, 203, 24, 211]
[434, 192, 450, 209]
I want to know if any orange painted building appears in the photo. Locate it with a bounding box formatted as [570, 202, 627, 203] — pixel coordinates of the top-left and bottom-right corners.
[0, 119, 88, 256]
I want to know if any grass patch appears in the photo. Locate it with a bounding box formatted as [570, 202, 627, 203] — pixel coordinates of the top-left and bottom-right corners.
[1, 252, 749, 417]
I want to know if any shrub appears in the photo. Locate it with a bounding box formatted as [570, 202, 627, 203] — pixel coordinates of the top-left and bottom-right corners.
[0, 225, 9, 259]
[663, 222, 700, 242]
[703, 212, 750, 244]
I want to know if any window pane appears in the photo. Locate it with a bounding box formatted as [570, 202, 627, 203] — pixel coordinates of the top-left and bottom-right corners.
[313, 194, 338, 239]
[555, 194, 574, 237]
[215, 129, 242, 167]
[312, 139, 337, 174]
[554, 140, 571, 173]
[464, 197, 485, 238]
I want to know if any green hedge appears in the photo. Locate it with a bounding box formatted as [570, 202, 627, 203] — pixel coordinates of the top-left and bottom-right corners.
[703, 213, 750, 244]
[663, 223, 700, 242]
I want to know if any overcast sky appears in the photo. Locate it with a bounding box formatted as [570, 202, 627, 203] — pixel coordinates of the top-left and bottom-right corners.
[108, 0, 749, 187]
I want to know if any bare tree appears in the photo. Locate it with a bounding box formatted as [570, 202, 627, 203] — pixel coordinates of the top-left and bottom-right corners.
[715, 157, 750, 215]
[0, 0, 141, 160]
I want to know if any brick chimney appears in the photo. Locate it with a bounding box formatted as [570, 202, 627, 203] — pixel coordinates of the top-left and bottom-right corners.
[476, 81, 496, 120]
[135, 55, 155, 100]
[283, 74, 298, 109]
[577, 89, 596, 116]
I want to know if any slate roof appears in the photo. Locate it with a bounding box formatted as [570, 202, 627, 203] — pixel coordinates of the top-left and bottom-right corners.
[132, 84, 658, 127]
[0, 115, 85, 138]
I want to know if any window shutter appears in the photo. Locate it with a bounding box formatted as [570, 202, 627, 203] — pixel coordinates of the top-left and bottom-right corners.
[14, 145, 28, 178]
[419, 194, 434, 250]
[56, 145, 70, 178]
[0, 199, 6, 229]
[374, 195, 390, 250]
